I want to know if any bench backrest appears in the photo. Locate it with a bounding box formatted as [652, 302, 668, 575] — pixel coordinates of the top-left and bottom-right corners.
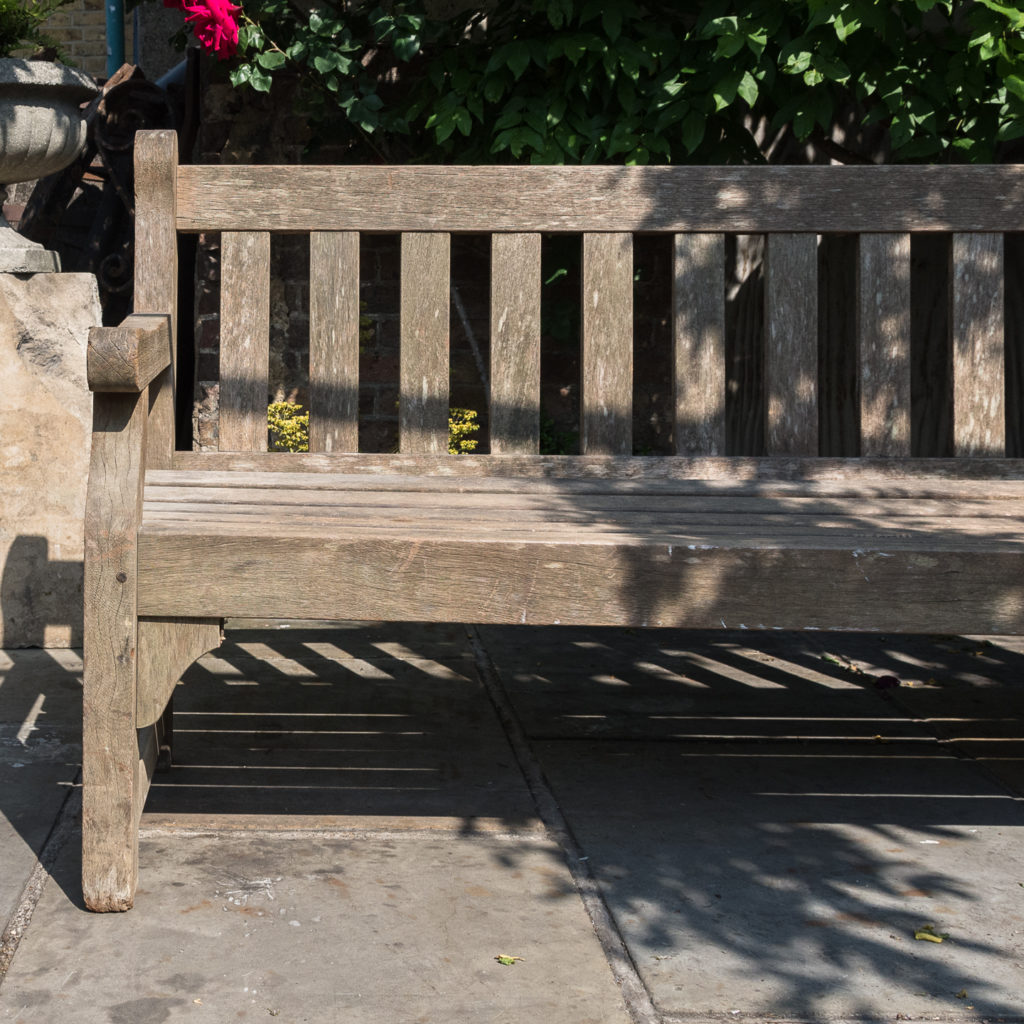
[135, 129, 1023, 471]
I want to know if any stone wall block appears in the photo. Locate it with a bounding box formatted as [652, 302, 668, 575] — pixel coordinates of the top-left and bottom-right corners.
[0, 273, 100, 647]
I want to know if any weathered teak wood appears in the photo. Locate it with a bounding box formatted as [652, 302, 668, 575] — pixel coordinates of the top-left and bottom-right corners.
[136, 474, 1024, 633]
[176, 164, 1024, 233]
[83, 391, 147, 912]
[765, 234, 819, 455]
[857, 234, 911, 456]
[164, 452, 1024, 485]
[87, 314, 171, 393]
[581, 233, 633, 455]
[309, 231, 360, 452]
[490, 233, 541, 453]
[135, 130, 177, 471]
[673, 233, 726, 455]
[952, 233, 1005, 456]
[84, 131, 1024, 912]
[219, 231, 271, 452]
[136, 617, 222, 728]
[400, 232, 450, 454]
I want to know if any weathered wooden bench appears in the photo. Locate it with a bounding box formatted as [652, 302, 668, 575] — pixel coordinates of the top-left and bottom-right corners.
[83, 127, 1024, 910]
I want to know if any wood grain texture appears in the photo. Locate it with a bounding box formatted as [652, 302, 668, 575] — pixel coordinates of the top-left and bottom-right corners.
[309, 232, 360, 452]
[858, 234, 911, 456]
[137, 529, 1024, 634]
[219, 231, 271, 452]
[765, 234, 819, 455]
[165, 452, 1024, 484]
[87, 314, 171, 393]
[582, 233, 633, 454]
[952, 232, 1005, 456]
[400, 232, 450, 453]
[176, 161, 1024, 233]
[490, 233, 541, 453]
[673, 233, 725, 454]
[82, 392, 147, 912]
[134, 130, 177, 470]
[136, 617, 222, 728]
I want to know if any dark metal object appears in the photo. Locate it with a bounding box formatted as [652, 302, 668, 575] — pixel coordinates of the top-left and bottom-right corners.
[19, 65, 175, 326]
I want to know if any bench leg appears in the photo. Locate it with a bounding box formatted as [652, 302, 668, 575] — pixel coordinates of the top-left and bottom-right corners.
[82, 624, 142, 912]
[82, 392, 147, 912]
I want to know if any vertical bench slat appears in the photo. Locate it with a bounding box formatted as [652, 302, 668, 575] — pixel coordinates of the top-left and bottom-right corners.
[952, 233, 1005, 456]
[309, 231, 360, 452]
[673, 233, 725, 454]
[581, 232, 633, 455]
[135, 130, 177, 470]
[858, 233, 911, 456]
[765, 233, 818, 455]
[219, 231, 271, 452]
[400, 232, 450, 454]
[490, 233, 541, 453]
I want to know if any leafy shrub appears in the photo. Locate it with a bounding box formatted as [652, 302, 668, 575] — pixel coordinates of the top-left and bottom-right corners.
[267, 401, 481, 454]
[0, 0, 70, 59]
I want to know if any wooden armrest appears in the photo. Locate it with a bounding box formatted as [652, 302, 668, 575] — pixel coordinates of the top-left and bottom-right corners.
[87, 314, 172, 393]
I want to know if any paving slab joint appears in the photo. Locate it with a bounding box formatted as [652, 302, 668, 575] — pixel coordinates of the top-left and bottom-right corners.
[0, 775, 80, 989]
[467, 626, 661, 1024]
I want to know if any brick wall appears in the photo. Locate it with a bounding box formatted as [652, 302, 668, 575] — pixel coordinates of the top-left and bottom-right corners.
[43, 0, 134, 81]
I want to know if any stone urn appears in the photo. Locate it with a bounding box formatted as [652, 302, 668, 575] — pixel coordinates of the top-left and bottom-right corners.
[0, 58, 98, 273]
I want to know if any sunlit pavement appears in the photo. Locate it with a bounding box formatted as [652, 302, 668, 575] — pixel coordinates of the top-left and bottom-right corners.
[2, 624, 1022, 1022]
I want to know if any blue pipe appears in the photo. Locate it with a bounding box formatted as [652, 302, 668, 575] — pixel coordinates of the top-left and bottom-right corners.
[106, 0, 125, 78]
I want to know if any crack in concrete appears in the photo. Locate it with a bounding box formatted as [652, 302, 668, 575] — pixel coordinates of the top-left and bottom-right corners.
[467, 625, 661, 1024]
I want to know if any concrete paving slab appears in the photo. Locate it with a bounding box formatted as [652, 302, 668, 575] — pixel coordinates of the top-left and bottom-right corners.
[532, 737, 1024, 1020]
[0, 829, 630, 1024]
[7, 622, 1024, 1024]
[478, 626, 1024, 1021]
[0, 650, 81, 926]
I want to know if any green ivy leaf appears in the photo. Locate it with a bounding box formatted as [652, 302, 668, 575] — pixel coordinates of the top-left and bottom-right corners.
[602, 7, 623, 42]
[394, 34, 421, 61]
[547, 0, 572, 29]
[999, 117, 1024, 139]
[505, 41, 531, 80]
[737, 69, 758, 106]
[1006, 74, 1024, 101]
[228, 63, 253, 87]
[250, 67, 273, 93]
[681, 109, 705, 153]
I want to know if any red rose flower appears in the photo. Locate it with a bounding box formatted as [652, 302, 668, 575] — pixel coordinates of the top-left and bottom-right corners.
[166, 0, 241, 61]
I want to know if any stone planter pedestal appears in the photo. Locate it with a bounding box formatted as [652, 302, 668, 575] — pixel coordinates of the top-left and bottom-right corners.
[0, 59, 98, 273]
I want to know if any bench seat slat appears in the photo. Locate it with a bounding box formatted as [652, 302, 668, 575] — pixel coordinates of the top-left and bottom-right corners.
[219, 231, 271, 452]
[161, 455, 1024, 487]
[142, 484, 1024, 518]
[143, 507, 1024, 541]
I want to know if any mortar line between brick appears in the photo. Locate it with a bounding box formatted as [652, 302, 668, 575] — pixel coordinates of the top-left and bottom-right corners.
[0, 773, 81, 990]
[466, 625, 661, 1024]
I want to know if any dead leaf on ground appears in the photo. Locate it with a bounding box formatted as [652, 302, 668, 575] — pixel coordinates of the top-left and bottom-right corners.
[495, 954, 524, 966]
[914, 923, 949, 943]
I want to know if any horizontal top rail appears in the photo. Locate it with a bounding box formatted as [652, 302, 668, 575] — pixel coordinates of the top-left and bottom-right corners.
[175, 164, 1024, 234]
